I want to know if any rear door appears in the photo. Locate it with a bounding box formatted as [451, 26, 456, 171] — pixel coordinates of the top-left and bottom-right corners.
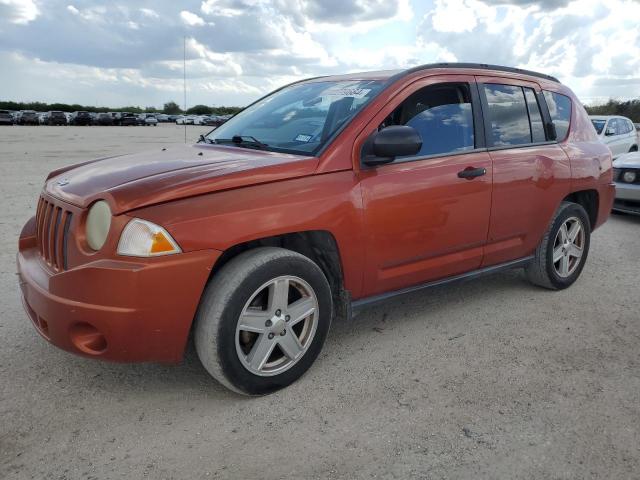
[476, 77, 572, 266]
[357, 76, 492, 296]
[607, 118, 628, 157]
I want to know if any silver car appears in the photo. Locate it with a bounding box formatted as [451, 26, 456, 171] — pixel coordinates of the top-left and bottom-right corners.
[612, 151, 640, 215]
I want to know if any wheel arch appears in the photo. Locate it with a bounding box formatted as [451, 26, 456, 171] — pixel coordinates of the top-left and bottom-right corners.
[563, 189, 599, 229]
[209, 230, 351, 321]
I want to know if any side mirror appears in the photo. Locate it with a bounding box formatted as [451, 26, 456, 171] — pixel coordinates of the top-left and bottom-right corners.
[362, 125, 423, 166]
[198, 134, 206, 143]
[605, 128, 615, 136]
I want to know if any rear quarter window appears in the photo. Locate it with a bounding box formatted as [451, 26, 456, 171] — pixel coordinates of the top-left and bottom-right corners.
[543, 91, 572, 141]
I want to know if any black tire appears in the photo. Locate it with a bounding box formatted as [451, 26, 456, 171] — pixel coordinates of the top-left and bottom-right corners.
[194, 247, 332, 395]
[525, 201, 591, 290]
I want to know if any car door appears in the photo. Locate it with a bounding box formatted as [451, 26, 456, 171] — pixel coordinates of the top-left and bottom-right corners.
[623, 119, 636, 152]
[477, 78, 572, 266]
[606, 118, 625, 157]
[357, 76, 492, 297]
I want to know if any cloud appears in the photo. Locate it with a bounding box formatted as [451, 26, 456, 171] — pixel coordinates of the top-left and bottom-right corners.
[180, 10, 206, 26]
[0, 0, 639, 108]
[140, 8, 159, 18]
[272, 0, 412, 26]
[0, 0, 39, 24]
[419, 0, 640, 84]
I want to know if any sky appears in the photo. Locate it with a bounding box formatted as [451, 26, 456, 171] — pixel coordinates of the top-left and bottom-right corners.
[1, 0, 639, 108]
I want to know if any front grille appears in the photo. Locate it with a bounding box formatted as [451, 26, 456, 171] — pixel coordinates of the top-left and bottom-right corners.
[612, 168, 621, 182]
[35, 196, 73, 270]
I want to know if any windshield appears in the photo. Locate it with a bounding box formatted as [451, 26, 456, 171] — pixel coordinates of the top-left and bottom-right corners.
[591, 119, 606, 134]
[205, 80, 384, 155]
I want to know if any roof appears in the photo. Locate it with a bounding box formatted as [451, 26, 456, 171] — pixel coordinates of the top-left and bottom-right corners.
[304, 62, 560, 84]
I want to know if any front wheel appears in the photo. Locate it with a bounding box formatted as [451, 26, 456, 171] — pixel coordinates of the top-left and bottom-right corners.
[194, 247, 332, 395]
[526, 201, 591, 290]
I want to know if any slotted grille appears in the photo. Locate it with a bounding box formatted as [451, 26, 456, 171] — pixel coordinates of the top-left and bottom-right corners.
[35, 196, 73, 270]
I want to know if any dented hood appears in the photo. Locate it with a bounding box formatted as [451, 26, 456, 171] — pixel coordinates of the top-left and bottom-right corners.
[45, 144, 318, 214]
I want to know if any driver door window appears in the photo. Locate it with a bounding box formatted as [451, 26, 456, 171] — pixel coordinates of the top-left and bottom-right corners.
[380, 83, 476, 159]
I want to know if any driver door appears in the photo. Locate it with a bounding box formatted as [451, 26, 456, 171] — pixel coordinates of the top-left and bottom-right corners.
[356, 76, 492, 297]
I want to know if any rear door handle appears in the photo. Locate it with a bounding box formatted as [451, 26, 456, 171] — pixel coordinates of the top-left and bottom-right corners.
[457, 167, 486, 179]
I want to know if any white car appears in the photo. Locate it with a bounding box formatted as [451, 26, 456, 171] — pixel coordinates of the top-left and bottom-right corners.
[590, 115, 638, 159]
[143, 114, 158, 126]
[612, 151, 640, 215]
[175, 115, 195, 125]
[192, 115, 210, 125]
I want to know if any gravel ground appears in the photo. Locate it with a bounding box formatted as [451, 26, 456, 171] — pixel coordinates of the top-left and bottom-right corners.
[1, 124, 639, 480]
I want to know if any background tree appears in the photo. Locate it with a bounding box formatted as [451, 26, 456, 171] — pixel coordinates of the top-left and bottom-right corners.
[585, 99, 640, 122]
[186, 104, 213, 115]
[163, 101, 182, 115]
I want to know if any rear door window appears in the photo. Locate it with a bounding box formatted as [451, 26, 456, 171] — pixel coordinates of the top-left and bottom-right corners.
[482, 84, 531, 146]
[543, 91, 572, 141]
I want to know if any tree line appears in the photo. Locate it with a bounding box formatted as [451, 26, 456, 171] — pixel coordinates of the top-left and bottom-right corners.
[3, 97, 638, 122]
[0, 100, 243, 116]
[584, 99, 640, 123]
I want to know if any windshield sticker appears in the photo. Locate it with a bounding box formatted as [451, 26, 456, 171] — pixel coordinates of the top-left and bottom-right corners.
[323, 86, 371, 99]
[295, 134, 313, 142]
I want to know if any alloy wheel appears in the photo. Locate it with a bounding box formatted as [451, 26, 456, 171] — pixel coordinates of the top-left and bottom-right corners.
[552, 216, 585, 278]
[235, 275, 319, 376]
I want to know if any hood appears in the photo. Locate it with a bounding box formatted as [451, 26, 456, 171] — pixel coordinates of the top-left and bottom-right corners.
[45, 143, 318, 214]
[613, 152, 640, 169]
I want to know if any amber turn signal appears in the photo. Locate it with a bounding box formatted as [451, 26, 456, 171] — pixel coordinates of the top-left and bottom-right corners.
[117, 218, 181, 257]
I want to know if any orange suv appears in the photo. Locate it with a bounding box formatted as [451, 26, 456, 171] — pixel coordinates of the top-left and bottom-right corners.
[17, 63, 615, 394]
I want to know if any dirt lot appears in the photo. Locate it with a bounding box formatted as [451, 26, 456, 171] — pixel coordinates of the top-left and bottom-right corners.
[1, 124, 639, 479]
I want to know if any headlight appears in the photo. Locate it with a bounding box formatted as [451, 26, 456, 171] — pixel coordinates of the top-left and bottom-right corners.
[622, 171, 637, 183]
[86, 200, 111, 251]
[117, 218, 181, 257]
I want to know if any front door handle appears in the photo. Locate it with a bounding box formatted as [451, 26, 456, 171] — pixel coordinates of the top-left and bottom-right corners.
[457, 166, 487, 179]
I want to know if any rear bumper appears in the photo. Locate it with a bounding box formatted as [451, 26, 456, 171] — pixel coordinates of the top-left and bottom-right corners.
[18, 221, 221, 363]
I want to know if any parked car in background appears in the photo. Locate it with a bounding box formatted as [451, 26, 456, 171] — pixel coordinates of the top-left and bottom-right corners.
[46, 111, 68, 126]
[590, 115, 638, 159]
[167, 115, 180, 123]
[612, 151, 640, 215]
[120, 113, 138, 126]
[108, 112, 122, 126]
[17, 63, 615, 395]
[95, 113, 113, 126]
[0, 110, 14, 125]
[176, 115, 195, 125]
[70, 111, 92, 126]
[156, 114, 169, 122]
[203, 115, 231, 127]
[141, 114, 158, 126]
[17, 110, 39, 125]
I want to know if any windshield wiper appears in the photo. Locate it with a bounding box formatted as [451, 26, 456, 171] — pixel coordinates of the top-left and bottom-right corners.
[214, 135, 269, 150]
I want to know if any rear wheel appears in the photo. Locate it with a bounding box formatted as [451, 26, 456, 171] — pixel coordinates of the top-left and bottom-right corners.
[194, 247, 332, 395]
[526, 201, 591, 290]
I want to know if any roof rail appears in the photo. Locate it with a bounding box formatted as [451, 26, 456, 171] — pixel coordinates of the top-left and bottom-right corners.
[399, 62, 560, 83]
